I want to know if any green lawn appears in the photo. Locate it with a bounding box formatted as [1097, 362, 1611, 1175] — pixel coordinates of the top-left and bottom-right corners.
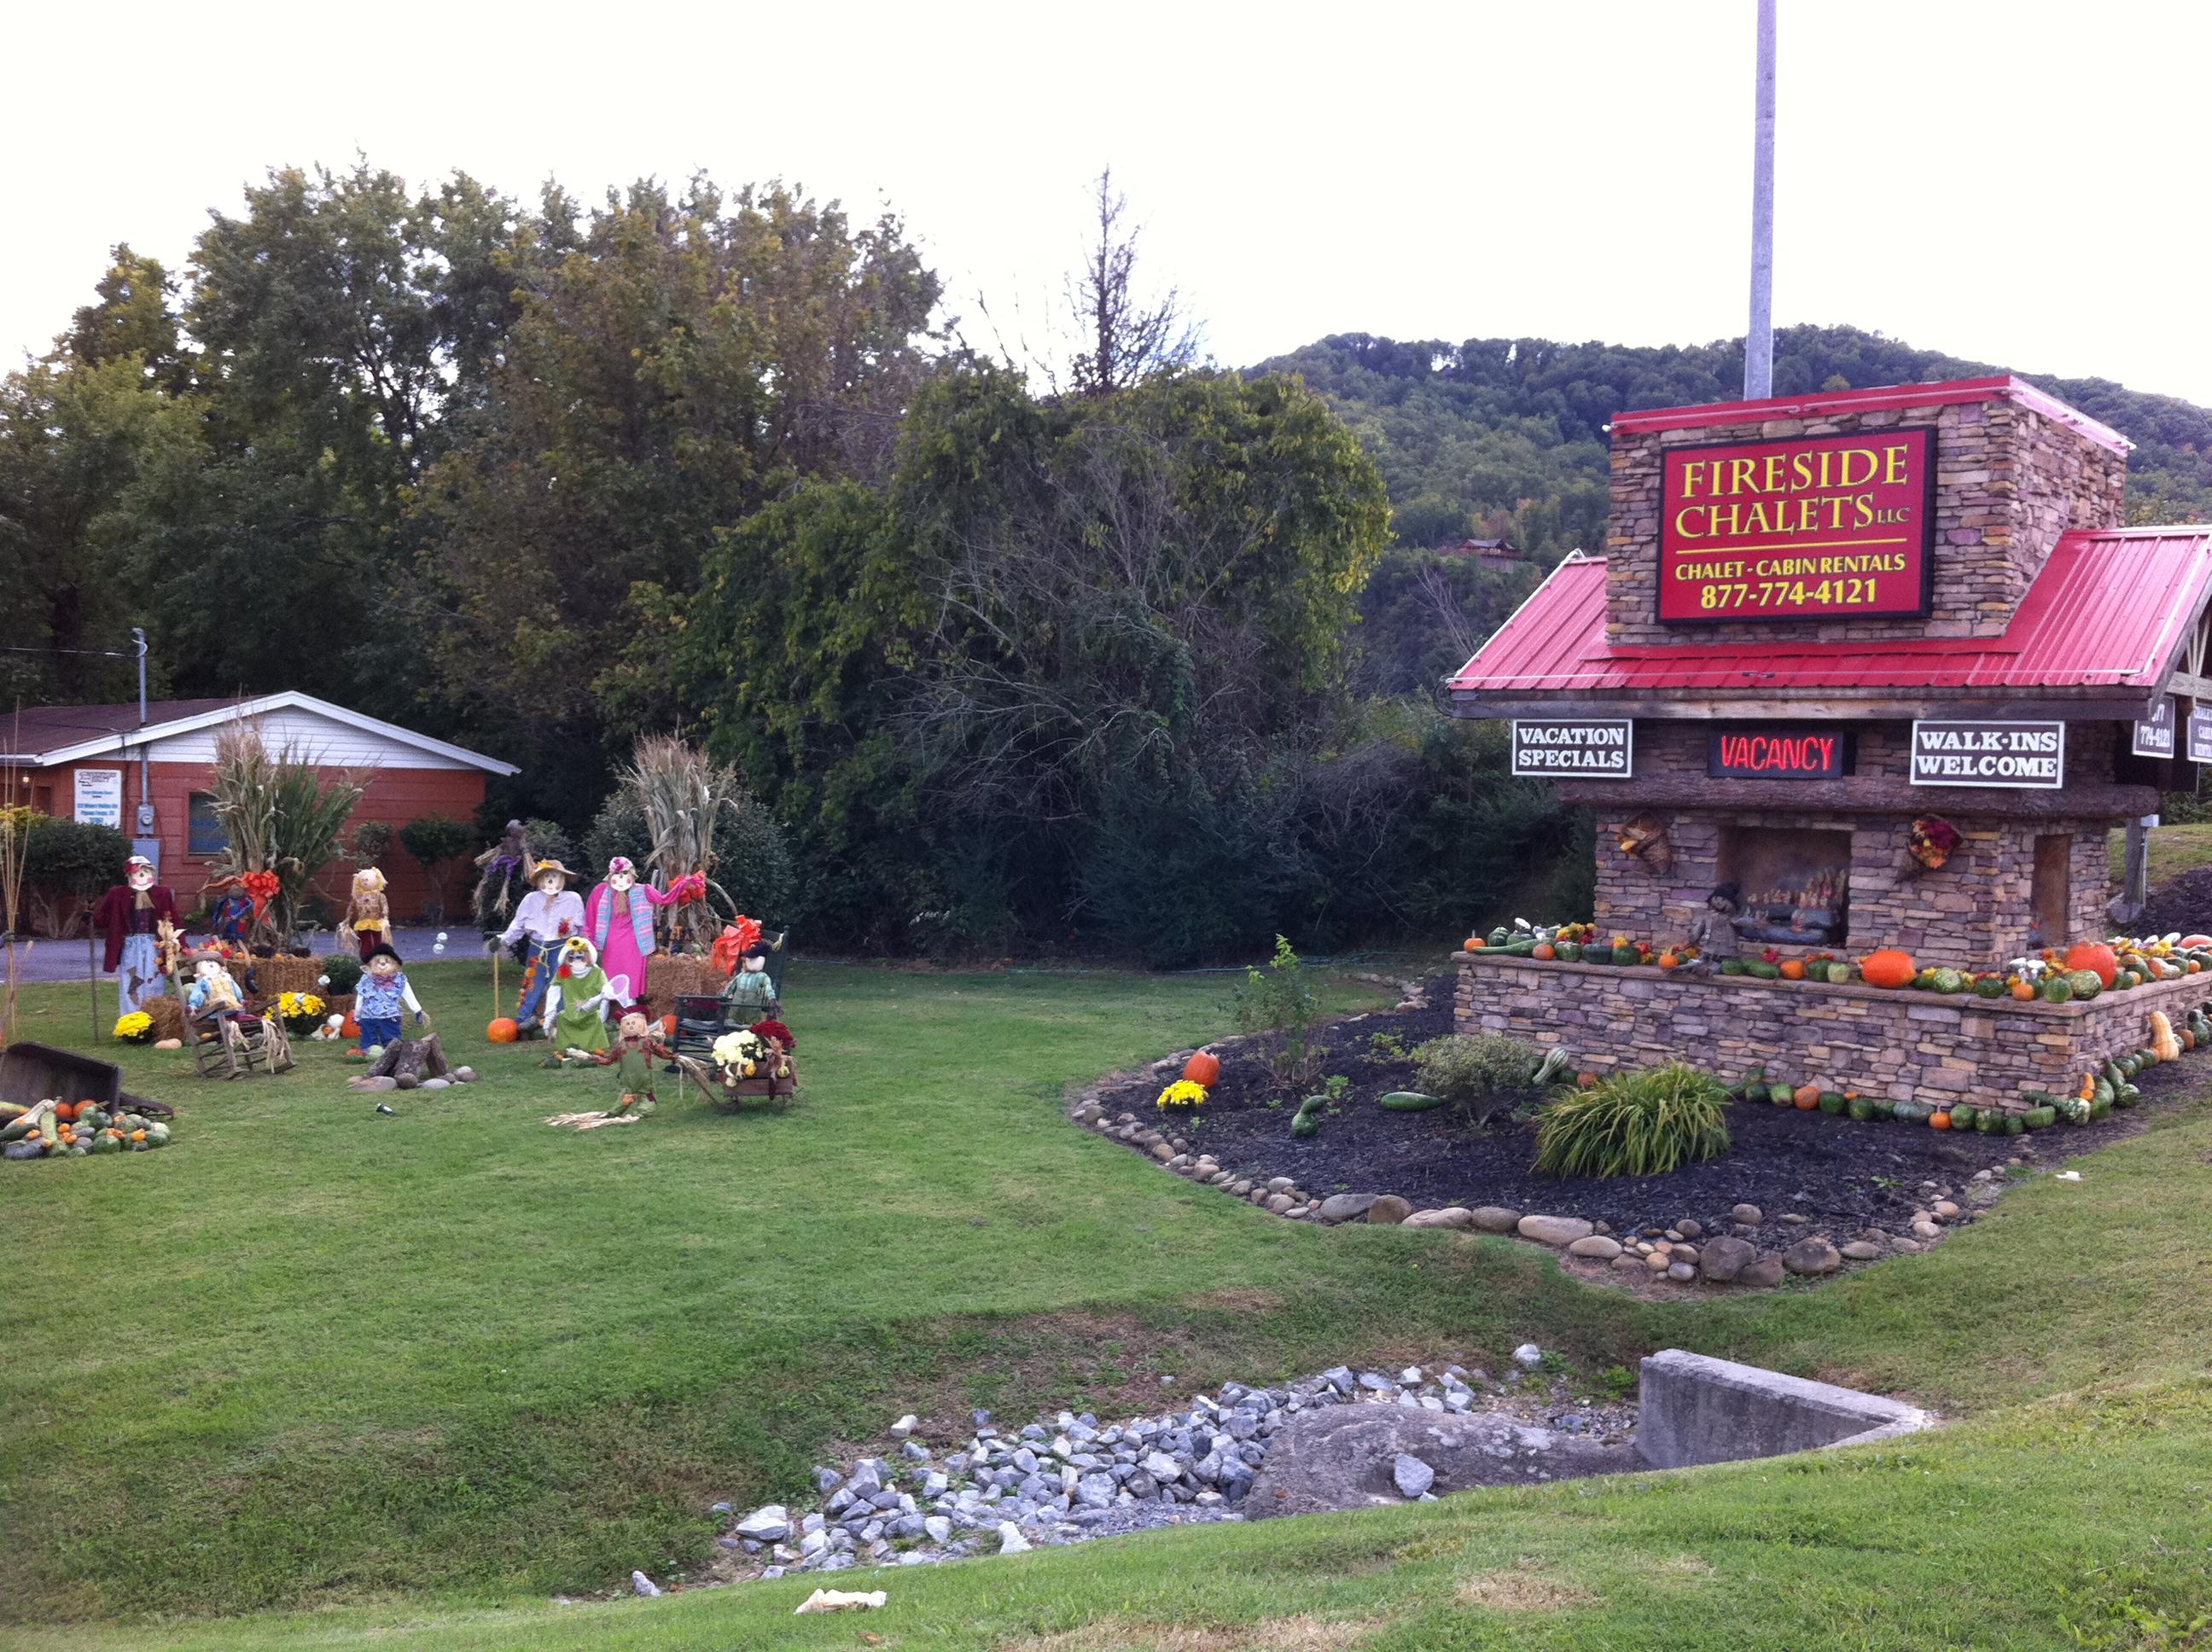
[2111, 818, 2212, 893]
[6, 960, 2212, 1649]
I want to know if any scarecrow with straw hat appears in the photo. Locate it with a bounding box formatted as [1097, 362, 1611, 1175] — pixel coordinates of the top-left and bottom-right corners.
[490, 858, 585, 1033]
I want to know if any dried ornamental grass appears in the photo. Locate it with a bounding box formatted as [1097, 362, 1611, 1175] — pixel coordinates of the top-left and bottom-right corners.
[1532, 1062, 1732, 1178]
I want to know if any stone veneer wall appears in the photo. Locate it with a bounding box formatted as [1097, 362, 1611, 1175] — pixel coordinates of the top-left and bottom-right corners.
[1456, 953, 2210, 1112]
[1605, 395, 2127, 644]
[1590, 722, 2117, 968]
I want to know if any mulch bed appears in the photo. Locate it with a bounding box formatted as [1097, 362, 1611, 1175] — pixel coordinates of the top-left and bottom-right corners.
[2133, 867, 2212, 938]
[1095, 976, 2185, 1248]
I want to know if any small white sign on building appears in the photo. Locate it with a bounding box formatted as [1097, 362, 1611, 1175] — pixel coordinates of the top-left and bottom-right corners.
[73, 768, 124, 827]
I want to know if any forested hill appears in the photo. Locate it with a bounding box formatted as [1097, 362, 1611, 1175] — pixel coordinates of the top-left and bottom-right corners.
[1254, 324, 2212, 556]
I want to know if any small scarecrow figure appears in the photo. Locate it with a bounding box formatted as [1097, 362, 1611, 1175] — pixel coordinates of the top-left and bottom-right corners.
[594, 1008, 676, 1114]
[92, 853, 177, 1017]
[494, 859, 586, 1031]
[541, 934, 621, 1056]
[345, 866, 394, 960]
[1682, 881, 1743, 969]
[722, 944, 781, 1020]
[471, 819, 533, 922]
[352, 941, 428, 1051]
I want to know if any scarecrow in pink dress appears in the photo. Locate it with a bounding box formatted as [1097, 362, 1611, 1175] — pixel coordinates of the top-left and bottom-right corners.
[584, 858, 681, 1011]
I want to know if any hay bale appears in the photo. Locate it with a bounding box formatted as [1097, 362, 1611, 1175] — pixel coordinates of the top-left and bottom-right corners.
[141, 994, 187, 1044]
[253, 955, 327, 998]
[643, 953, 727, 1022]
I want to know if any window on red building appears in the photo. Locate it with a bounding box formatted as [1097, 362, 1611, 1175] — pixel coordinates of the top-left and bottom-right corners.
[188, 792, 228, 856]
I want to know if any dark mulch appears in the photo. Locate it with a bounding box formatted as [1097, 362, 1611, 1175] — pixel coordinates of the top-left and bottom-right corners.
[1099, 976, 2185, 1246]
[2133, 866, 2212, 939]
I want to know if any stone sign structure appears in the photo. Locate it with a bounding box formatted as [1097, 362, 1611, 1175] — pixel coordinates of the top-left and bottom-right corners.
[1446, 376, 2212, 1110]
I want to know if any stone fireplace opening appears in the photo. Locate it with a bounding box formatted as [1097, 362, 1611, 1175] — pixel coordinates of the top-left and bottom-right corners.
[1717, 823, 1852, 945]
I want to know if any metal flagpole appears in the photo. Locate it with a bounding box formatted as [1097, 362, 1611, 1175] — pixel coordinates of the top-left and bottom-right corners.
[1745, 0, 1778, 399]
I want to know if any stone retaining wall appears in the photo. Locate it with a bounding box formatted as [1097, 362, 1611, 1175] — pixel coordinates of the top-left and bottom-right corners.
[1455, 952, 2210, 1110]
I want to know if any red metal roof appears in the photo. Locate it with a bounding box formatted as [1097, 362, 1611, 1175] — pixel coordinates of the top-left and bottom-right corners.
[1609, 375, 2132, 456]
[1448, 528, 2212, 700]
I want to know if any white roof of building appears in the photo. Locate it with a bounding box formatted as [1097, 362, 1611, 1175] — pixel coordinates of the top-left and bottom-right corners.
[15, 691, 519, 776]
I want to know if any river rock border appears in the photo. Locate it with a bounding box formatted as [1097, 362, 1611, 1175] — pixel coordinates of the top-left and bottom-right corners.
[1066, 1002, 2014, 1292]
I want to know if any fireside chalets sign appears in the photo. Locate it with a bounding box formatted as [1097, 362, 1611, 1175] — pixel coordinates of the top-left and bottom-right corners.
[1511, 718, 1632, 778]
[1659, 428, 1936, 623]
[1706, 724, 1854, 779]
[1909, 719, 2066, 788]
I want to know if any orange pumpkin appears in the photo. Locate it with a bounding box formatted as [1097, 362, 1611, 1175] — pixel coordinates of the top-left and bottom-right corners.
[55, 1102, 77, 1122]
[661, 1014, 678, 1036]
[1464, 937, 1484, 951]
[1779, 959, 1806, 980]
[1184, 1050, 1222, 1088]
[486, 1017, 521, 1044]
[2063, 941, 2118, 988]
[2009, 979, 2036, 1001]
[1532, 942, 1557, 961]
[1860, 948, 1918, 991]
[342, 1015, 361, 1038]
[1656, 951, 1680, 970]
[1792, 1084, 1821, 1108]
[1576, 1072, 1599, 1089]
[1929, 1111, 1953, 1130]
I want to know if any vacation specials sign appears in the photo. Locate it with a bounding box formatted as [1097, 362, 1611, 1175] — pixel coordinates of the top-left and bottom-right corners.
[1706, 724, 1854, 779]
[1511, 719, 1633, 778]
[1909, 720, 2066, 788]
[1658, 428, 1936, 622]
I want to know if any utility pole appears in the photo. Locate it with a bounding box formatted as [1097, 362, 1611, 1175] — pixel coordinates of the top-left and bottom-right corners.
[131, 627, 155, 859]
[1745, 0, 1778, 399]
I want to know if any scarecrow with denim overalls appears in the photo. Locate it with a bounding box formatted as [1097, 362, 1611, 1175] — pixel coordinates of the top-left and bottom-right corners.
[492, 860, 585, 1033]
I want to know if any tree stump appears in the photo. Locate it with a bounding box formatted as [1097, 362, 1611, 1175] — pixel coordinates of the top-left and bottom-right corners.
[363, 1034, 451, 1090]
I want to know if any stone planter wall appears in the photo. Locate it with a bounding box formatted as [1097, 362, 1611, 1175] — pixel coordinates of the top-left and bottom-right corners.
[1454, 952, 2211, 1111]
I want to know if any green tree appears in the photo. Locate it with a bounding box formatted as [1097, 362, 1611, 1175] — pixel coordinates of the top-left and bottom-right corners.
[398, 813, 476, 922]
[416, 177, 942, 820]
[0, 351, 207, 705]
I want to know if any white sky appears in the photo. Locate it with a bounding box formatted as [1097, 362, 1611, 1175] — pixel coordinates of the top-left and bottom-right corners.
[8, 1, 2209, 404]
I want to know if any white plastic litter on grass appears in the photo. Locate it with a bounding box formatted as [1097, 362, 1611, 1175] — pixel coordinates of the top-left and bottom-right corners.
[795, 1587, 887, 1614]
[2055, 1171, 2081, 1181]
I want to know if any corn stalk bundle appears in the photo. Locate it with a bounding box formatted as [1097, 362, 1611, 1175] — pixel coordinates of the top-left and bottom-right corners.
[209, 721, 370, 944]
[626, 736, 741, 956]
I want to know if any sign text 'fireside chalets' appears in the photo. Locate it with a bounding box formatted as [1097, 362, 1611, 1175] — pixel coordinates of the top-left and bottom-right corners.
[1510, 719, 1633, 779]
[1659, 428, 1935, 623]
[1908, 720, 2066, 788]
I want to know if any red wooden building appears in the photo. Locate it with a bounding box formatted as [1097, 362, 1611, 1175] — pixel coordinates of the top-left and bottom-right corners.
[1, 691, 517, 922]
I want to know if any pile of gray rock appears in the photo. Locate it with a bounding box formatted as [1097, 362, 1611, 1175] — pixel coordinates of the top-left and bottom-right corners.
[710, 1358, 1633, 1585]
